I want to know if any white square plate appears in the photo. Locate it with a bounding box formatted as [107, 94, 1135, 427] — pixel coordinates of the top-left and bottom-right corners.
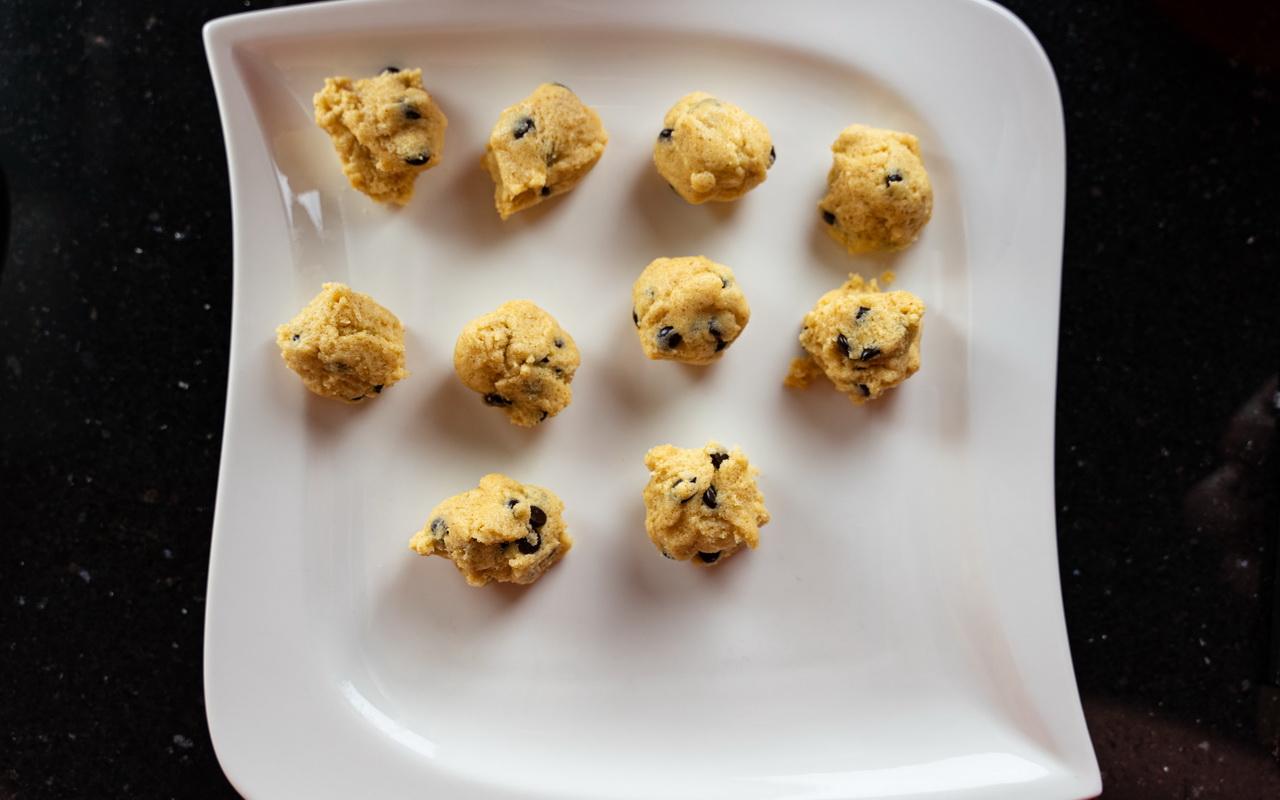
[203, 1, 1098, 797]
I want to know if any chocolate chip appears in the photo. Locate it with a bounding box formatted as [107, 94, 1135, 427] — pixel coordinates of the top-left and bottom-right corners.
[350, 395, 365, 401]
[539, 355, 550, 364]
[768, 145, 776, 166]
[506, 498, 518, 509]
[517, 530, 541, 554]
[836, 333, 851, 358]
[513, 117, 535, 139]
[709, 321, 727, 352]
[538, 410, 549, 422]
[721, 277, 729, 289]
[632, 309, 640, 328]
[403, 104, 421, 120]
[382, 66, 401, 74]
[662, 550, 674, 559]
[540, 186, 551, 196]
[858, 384, 871, 397]
[860, 346, 881, 361]
[696, 551, 721, 564]
[658, 128, 673, 141]
[404, 153, 430, 165]
[702, 486, 718, 509]
[483, 393, 512, 407]
[657, 326, 683, 349]
[885, 171, 904, 186]
[528, 505, 547, 531]
[429, 517, 447, 537]
[822, 209, 836, 225]
[373, 384, 383, 394]
[554, 338, 564, 348]
[709, 452, 729, 470]
[291, 334, 299, 342]
[856, 306, 870, 321]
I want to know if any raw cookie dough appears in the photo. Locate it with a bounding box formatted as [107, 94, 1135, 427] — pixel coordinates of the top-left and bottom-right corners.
[642, 442, 770, 566]
[632, 256, 749, 365]
[481, 83, 608, 219]
[275, 282, 408, 403]
[818, 124, 932, 253]
[653, 91, 774, 204]
[409, 474, 571, 586]
[787, 273, 924, 404]
[454, 300, 581, 426]
[313, 67, 448, 205]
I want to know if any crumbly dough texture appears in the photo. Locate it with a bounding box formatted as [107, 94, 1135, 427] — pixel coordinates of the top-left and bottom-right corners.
[453, 300, 581, 426]
[818, 124, 933, 253]
[653, 91, 774, 204]
[791, 274, 924, 404]
[481, 83, 608, 219]
[409, 474, 572, 586]
[275, 282, 408, 403]
[313, 67, 447, 205]
[643, 442, 770, 566]
[632, 256, 750, 365]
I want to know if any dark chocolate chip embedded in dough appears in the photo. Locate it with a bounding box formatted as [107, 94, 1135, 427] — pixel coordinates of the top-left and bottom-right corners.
[528, 505, 547, 531]
[702, 486, 718, 509]
[709, 452, 729, 470]
[513, 117, 535, 139]
[538, 410, 549, 422]
[517, 530, 541, 554]
[856, 306, 870, 321]
[506, 498, 519, 509]
[768, 145, 776, 166]
[484, 392, 513, 407]
[429, 517, 447, 537]
[403, 104, 421, 120]
[860, 346, 881, 361]
[658, 128, 673, 141]
[822, 209, 836, 225]
[404, 153, 430, 165]
[836, 333, 851, 358]
[885, 171, 904, 186]
[382, 66, 401, 74]
[554, 338, 564, 348]
[540, 186, 551, 197]
[696, 551, 721, 564]
[373, 384, 383, 394]
[657, 326, 683, 349]
[858, 384, 871, 397]
[291, 334, 300, 342]
[632, 309, 640, 328]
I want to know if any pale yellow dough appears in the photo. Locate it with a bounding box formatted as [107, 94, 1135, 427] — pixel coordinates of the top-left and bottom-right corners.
[642, 442, 770, 566]
[632, 256, 750, 365]
[481, 83, 608, 219]
[275, 282, 408, 404]
[818, 124, 932, 253]
[453, 300, 581, 427]
[653, 91, 774, 204]
[788, 274, 924, 404]
[313, 67, 447, 205]
[409, 474, 572, 587]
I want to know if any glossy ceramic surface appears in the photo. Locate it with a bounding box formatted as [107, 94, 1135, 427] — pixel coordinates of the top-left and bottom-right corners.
[203, 1, 1098, 797]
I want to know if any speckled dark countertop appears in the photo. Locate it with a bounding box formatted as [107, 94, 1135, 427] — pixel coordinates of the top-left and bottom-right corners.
[1, 2, 1277, 798]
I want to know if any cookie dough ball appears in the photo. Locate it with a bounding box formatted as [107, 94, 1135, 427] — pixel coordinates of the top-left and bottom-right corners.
[632, 256, 749, 365]
[275, 282, 408, 404]
[787, 274, 924, 404]
[818, 124, 932, 253]
[454, 300, 580, 426]
[643, 443, 770, 566]
[481, 83, 608, 219]
[653, 91, 774, 204]
[313, 67, 447, 205]
[409, 474, 571, 586]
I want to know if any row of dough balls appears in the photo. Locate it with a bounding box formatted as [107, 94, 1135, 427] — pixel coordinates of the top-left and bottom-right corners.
[408, 442, 771, 586]
[313, 68, 934, 253]
[275, 267, 925, 416]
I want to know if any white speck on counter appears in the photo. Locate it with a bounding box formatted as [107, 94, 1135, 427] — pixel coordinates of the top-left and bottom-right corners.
[177, 380, 189, 390]
[77, 569, 90, 583]
[172, 734, 194, 749]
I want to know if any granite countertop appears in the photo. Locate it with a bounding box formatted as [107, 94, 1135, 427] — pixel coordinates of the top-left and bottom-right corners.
[0, 1, 1276, 797]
